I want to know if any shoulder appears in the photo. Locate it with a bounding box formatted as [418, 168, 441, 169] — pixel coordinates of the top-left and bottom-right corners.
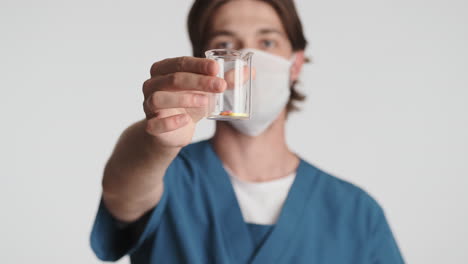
[300, 160, 388, 240]
[300, 159, 384, 219]
[300, 160, 403, 260]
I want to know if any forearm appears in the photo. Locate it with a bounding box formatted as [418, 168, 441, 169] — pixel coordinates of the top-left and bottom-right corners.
[102, 120, 180, 222]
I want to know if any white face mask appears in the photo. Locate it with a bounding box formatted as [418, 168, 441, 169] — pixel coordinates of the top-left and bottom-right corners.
[226, 48, 294, 137]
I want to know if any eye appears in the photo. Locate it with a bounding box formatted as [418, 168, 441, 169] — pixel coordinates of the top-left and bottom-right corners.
[260, 39, 277, 49]
[215, 41, 234, 49]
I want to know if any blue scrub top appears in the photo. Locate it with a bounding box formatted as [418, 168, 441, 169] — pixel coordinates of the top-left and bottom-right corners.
[90, 140, 404, 263]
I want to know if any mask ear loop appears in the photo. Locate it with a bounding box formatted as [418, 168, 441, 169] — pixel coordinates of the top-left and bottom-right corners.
[288, 53, 297, 86]
[289, 53, 297, 64]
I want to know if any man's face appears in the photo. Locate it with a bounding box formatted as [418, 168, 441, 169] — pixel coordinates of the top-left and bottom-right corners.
[206, 0, 294, 59]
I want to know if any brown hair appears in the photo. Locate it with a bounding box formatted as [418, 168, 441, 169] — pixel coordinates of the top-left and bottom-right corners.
[187, 0, 308, 114]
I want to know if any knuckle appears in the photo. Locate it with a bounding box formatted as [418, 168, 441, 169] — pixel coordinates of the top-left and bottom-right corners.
[142, 100, 150, 113]
[170, 72, 182, 87]
[178, 94, 191, 107]
[168, 116, 181, 129]
[150, 58, 169, 76]
[150, 61, 160, 76]
[142, 79, 151, 95]
[160, 118, 173, 132]
[176, 56, 188, 72]
[145, 120, 155, 135]
[151, 93, 162, 108]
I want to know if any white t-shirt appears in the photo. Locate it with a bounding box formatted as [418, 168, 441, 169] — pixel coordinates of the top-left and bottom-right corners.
[225, 166, 296, 225]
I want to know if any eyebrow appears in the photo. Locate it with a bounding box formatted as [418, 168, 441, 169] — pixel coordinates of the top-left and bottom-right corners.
[208, 30, 236, 39]
[256, 28, 285, 37]
[207, 28, 286, 40]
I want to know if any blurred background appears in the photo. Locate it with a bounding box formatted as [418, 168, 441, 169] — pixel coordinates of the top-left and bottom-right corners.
[1, 0, 467, 263]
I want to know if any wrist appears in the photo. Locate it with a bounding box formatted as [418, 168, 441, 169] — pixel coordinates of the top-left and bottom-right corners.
[138, 121, 181, 159]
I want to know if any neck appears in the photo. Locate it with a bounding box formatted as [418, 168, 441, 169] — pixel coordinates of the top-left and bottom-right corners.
[211, 110, 299, 182]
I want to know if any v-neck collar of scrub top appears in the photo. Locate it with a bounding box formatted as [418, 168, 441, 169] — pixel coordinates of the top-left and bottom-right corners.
[184, 139, 320, 264]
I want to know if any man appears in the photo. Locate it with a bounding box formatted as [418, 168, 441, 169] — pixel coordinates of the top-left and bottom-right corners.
[91, 1, 404, 263]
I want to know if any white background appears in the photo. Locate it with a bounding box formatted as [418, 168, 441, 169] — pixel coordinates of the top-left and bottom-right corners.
[1, 0, 467, 263]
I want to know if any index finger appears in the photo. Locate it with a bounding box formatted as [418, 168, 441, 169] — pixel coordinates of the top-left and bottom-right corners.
[150, 56, 218, 77]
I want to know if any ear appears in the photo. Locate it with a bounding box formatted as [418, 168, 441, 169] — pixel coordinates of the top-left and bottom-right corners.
[290, 50, 305, 82]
